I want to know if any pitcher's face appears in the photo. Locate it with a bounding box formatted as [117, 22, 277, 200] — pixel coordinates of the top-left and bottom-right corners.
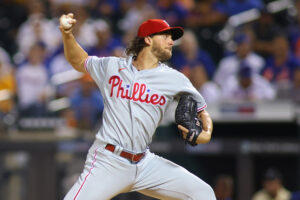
[151, 34, 174, 62]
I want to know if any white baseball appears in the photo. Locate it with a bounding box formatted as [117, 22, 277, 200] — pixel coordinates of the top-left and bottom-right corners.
[61, 16, 72, 29]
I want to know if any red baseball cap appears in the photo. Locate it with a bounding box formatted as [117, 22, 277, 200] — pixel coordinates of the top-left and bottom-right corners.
[137, 19, 184, 40]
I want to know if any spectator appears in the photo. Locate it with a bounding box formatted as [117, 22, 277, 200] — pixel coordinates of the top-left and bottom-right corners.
[88, 19, 123, 57]
[251, 168, 291, 200]
[213, 174, 234, 200]
[185, 0, 227, 28]
[87, 0, 121, 29]
[0, 49, 16, 132]
[120, 1, 159, 48]
[221, 64, 275, 101]
[0, 55, 15, 114]
[190, 65, 221, 104]
[214, 31, 265, 87]
[252, 9, 281, 58]
[155, 0, 189, 27]
[16, 0, 60, 58]
[170, 29, 216, 79]
[185, 0, 227, 63]
[118, 0, 158, 35]
[16, 42, 51, 117]
[69, 74, 104, 131]
[0, 0, 27, 56]
[262, 35, 300, 91]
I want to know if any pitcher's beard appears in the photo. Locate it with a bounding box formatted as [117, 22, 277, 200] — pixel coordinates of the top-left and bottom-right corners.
[151, 43, 172, 62]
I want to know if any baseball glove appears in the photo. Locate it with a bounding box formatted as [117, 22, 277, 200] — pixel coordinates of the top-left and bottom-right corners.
[175, 95, 202, 146]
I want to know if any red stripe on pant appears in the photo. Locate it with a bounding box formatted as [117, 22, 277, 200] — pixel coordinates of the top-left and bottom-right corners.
[73, 148, 98, 200]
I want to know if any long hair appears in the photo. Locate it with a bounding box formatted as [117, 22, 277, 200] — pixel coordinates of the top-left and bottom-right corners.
[125, 36, 148, 57]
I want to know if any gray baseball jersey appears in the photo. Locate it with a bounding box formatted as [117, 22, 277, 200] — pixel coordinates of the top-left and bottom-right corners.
[85, 55, 207, 152]
[64, 55, 216, 200]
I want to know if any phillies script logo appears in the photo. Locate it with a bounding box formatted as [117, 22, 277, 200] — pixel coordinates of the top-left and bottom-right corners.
[109, 75, 166, 105]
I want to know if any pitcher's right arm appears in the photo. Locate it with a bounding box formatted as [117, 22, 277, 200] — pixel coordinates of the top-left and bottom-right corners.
[59, 13, 88, 73]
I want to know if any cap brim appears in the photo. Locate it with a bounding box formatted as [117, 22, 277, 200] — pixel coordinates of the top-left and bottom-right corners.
[159, 27, 184, 40]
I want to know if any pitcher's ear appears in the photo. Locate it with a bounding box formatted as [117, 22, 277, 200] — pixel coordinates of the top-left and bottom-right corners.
[144, 36, 152, 45]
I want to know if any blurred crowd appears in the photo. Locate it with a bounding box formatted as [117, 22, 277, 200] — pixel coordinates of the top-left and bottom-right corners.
[213, 168, 300, 200]
[1, 1, 300, 199]
[1, 0, 300, 132]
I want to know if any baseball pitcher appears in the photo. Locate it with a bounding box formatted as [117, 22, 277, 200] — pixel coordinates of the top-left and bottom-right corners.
[60, 13, 216, 200]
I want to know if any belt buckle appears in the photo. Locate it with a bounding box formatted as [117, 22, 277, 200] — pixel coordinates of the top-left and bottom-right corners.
[130, 152, 145, 164]
[130, 154, 136, 163]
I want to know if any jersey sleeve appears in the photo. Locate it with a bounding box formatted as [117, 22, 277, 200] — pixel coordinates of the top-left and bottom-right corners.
[84, 56, 111, 85]
[176, 72, 207, 112]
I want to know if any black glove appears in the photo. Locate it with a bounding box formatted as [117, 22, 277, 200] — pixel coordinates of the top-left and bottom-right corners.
[175, 95, 202, 146]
